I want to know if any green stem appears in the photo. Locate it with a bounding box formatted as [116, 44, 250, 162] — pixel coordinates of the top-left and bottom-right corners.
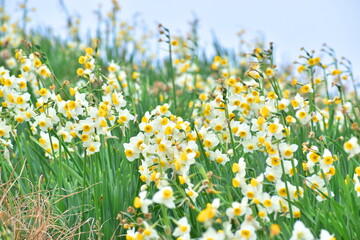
[161, 204, 172, 238]
[168, 34, 177, 112]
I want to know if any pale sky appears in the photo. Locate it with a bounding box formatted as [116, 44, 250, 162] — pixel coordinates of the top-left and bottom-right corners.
[5, 0, 360, 77]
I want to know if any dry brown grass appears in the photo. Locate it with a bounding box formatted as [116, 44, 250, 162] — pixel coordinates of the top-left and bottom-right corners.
[0, 162, 96, 240]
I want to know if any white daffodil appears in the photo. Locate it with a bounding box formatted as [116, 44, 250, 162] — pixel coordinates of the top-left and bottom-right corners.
[84, 141, 101, 155]
[319, 229, 335, 240]
[279, 142, 298, 159]
[153, 186, 176, 209]
[344, 137, 360, 158]
[133, 191, 153, 214]
[173, 217, 191, 238]
[226, 198, 249, 218]
[0, 119, 11, 138]
[290, 221, 314, 240]
[200, 227, 224, 240]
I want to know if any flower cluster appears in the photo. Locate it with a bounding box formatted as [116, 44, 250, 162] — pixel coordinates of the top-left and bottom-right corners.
[124, 104, 199, 191]
[120, 45, 360, 238]
[0, 49, 134, 157]
[1, 5, 359, 239]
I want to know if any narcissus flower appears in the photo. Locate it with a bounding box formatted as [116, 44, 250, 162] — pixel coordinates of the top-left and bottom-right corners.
[290, 221, 314, 240]
[319, 229, 336, 240]
[133, 191, 153, 213]
[235, 222, 257, 240]
[344, 137, 360, 158]
[200, 227, 224, 240]
[279, 142, 298, 159]
[173, 217, 191, 238]
[0, 119, 11, 138]
[153, 186, 176, 208]
[225, 198, 250, 218]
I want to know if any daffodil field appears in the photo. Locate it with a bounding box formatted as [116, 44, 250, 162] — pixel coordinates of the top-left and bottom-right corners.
[1, 1, 360, 240]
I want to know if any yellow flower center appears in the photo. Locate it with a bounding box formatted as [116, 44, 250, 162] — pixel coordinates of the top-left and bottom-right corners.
[241, 230, 251, 239]
[279, 188, 287, 197]
[309, 152, 320, 162]
[344, 142, 353, 151]
[144, 124, 153, 133]
[284, 149, 293, 157]
[125, 149, 134, 157]
[233, 207, 242, 216]
[268, 124, 278, 133]
[39, 121, 47, 127]
[83, 124, 91, 132]
[163, 189, 173, 199]
[180, 225, 188, 232]
[204, 140, 212, 148]
[81, 134, 89, 142]
[264, 199, 272, 207]
[88, 145, 96, 152]
[324, 156, 333, 165]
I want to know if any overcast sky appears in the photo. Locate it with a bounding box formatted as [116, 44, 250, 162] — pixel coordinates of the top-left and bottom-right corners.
[5, 0, 360, 77]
